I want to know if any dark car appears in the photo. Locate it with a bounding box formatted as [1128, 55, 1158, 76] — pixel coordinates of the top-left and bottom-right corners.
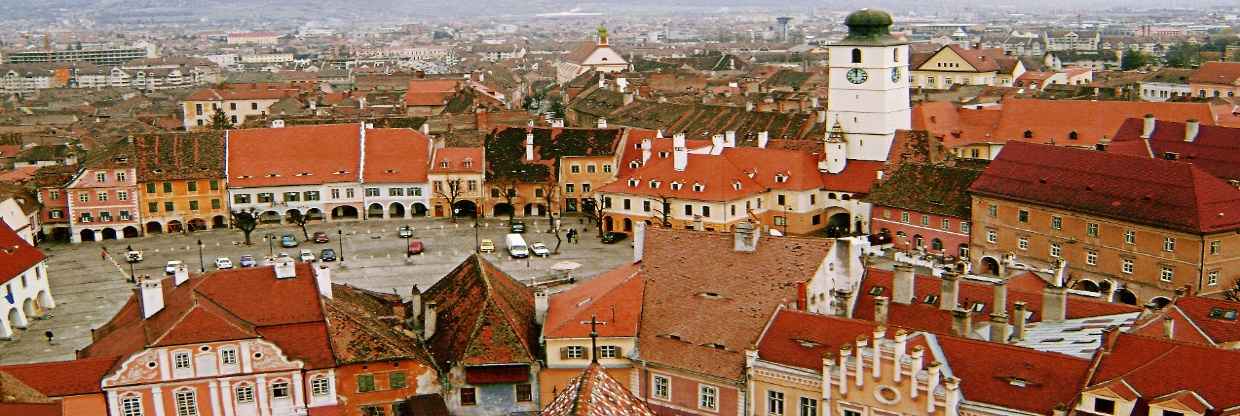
[280, 234, 299, 248]
[509, 221, 526, 233]
[601, 232, 628, 244]
[313, 231, 329, 243]
[320, 248, 337, 262]
[238, 255, 257, 268]
[407, 240, 425, 255]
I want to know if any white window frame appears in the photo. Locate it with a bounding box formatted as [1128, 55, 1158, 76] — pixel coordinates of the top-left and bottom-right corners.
[120, 394, 144, 416]
[1050, 242, 1061, 258]
[1209, 270, 1219, 286]
[311, 376, 331, 396]
[1163, 237, 1176, 252]
[799, 397, 818, 416]
[173, 352, 192, 369]
[986, 230, 997, 244]
[1086, 250, 1097, 266]
[598, 345, 619, 359]
[220, 347, 237, 366]
[652, 374, 671, 401]
[698, 384, 718, 411]
[174, 388, 199, 416]
[566, 345, 586, 359]
[235, 384, 255, 403]
[1122, 259, 1134, 274]
[767, 390, 785, 415]
[1160, 265, 1174, 282]
[1018, 237, 1029, 250]
[271, 380, 291, 399]
[1124, 230, 1135, 244]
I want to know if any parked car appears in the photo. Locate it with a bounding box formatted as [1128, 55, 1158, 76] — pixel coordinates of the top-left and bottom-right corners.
[215, 257, 233, 270]
[530, 242, 550, 257]
[299, 249, 316, 262]
[125, 250, 143, 263]
[479, 239, 496, 253]
[407, 240, 425, 255]
[509, 221, 526, 233]
[398, 225, 413, 238]
[238, 255, 257, 268]
[313, 231, 329, 243]
[164, 260, 183, 274]
[601, 232, 628, 244]
[280, 234, 299, 248]
[320, 248, 337, 262]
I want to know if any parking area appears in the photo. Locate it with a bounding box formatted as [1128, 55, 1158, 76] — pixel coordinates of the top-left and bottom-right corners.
[0, 216, 631, 365]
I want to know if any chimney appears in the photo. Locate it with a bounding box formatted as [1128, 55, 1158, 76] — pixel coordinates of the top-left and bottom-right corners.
[711, 134, 724, 151]
[734, 221, 759, 252]
[309, 99, 317, 111]
[314, 264, 332, 299]
[423, 302, 437, 339]
[1163, 315, 1175, 339]
[475, 108, 490, 132]
[874, 296, 890, 324]
[420, 122, 430, 136]
[833, 289, 853, 318]
[623, 92, 634, 106]
[1053, 404, 1068, 416]
[633, 221, 647, 262]
[270, 119, 285, 128]
[745, 101, 754, 112]
[944, 377, 962, 416]
[989, 312, 1009, 343]
[1042, 284, 1067, 322]
[893, 264, 916, 305]
[673, 133, 687, 172]
[993, 280, 1008, 314]
[410, 285, 422, 321]
[939, 272, 960, 311]
[173, 264, 190, 286]
[139, 276, 165, 319]
[1185, 119, 1199, 142]
[358, 97, 367, 109]
[1142, 113, 1156, 138]
[597, 118, 608, 129]
[757, 131, 769, 149]
[951, 309, 972, 337]
[273, 257, 296, 279]
[535, 290, 550, 325]
[817, 110, 827, 124]
[811, 96, 820, 108]
[724, 131, 736, 148]
[525, 133, 535, 161]
[641, 138, 652, 164]
[1013, 301, 1028, 341]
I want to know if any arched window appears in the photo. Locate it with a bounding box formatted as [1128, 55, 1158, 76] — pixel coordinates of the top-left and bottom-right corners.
[1069, 131, 1079, 140]
[851, 48, 862, 63]
[931, 238, 944, 250]
[1023, 130, 1033, 139]
[120, 393, 143, 416]
[310, 376, 331, 396]
[173, 388, 198, 416]
[913, 235, 924, 247]
[271, 380, 291, 399]
[893, 47, 899, 62]
[235, 384, 255, 403]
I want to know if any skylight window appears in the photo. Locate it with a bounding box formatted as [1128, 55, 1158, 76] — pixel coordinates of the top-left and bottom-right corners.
[1210, 307, 1238, 321]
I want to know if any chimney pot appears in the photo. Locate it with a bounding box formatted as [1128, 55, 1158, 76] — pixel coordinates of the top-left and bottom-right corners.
[989, 312, 1010, 344]
[874, 296, 890, 324]
[423, 302, 438, 339]
[939, 272, 960, 311]
[1013, 301, 1028, 341]
[1185, 119, 1200, 142]
[893, 264, 916, 304]
[951, 309, 972, 338]
[1142, 114, 1156, 138]
[1042, 285, 1067, 321]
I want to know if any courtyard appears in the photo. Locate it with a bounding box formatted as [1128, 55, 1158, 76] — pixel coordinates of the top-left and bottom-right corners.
[0, 216, 632, 365]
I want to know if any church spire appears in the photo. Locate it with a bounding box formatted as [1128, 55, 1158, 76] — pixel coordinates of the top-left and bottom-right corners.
[826, 120, 847, 143]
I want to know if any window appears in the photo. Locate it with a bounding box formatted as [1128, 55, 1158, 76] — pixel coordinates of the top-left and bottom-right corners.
[582, 184, 591, 193]
[961, 222, 970, 233]
[1209, 271, 1219, 286]
[173, 352, 191, 369]
[1160, 265, 1174, 282]
[50, 210, 62, 219]
[81, 212, 92, 222]
[187, 181, 197, 192]
[653, 375, 670, 400]
[1164, 237, 1176, 252]
[702, 206, 711, 217]
[361, 406, 386, 416]
[603, 164, 612, 173]
[174, 389, 199, 416]
[234, 194, 251, 204]
[767, 390, 785, 415]
[357, 374, 376, 392]
[1164, 411, 1184, 416]
[96, 172, 107, 182]
[230, 102, 237, 110]
[98, 191, 108, 201]
[121, 394, 143, 416]
[1211, 240, 1221, 255]
[189, 201, 199, 211]
[220, 348, 237, 365]
[257, 193, 273, 203]
[986, 230, 997, 244]
[164, 182, 173, 192]
[774, 216, 787, 226]
[283, 192, 300, 202]
[851, 48, 862, 63]
[1018, 209, 1029, 223]
[565, 184, 575, 193]
[1050, 242, 1061, 258]
[117, 172, 127, 181]
[411, 187, 422, 196]
[941, 218, 950, 230]
[311, 377, 330, 396]
[460, 388, 477, 406]
[1018, 237, 1029, 250]
[347, 188, 356, 198]
[1087, 250, 1098, 266]
[565, 345, 586, 359]
[1087, 223, 1099, 237]
[623, 199, 631, 210]
[571, 165, 581, 174]
[271, 381, 290, 399]
[209, 180, 219, 190]
[1122, 259, 1134, 274]
[50, 190, 60, 200]
[331, 189, 341, 199]
[251, 102, 259, 110]
[389, 188, 404, 197]
[901, 211, 910, 223]
[1051, 216, 1062, 230]
[921, 215, 930, 226]
[1124, 230, 1135, 244]
[599, 345, 620, 358]
[777, 194, 786, 206]
[587, 164, 597, 173]
[79, 193, 89, 203]
[235, 384, 255, 403]
[799, 397, 818, 416]
[118, 191, 128, 201]
[366, 187, 380, 197]
[1095, 398, 1116, 414]
[516, 384, 533, 402]
[699, 385, 718, 411]
[684, 204, 692, 216]
[149, 202, 159, 213]
[387, 371, 407, 389]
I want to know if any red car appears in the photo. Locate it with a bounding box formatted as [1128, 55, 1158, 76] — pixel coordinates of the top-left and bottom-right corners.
[313, 231, 329, 243]
[407, 240, 425, 255]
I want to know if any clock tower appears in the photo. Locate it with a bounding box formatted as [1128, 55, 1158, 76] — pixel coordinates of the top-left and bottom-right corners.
[826, 8, 910, 162]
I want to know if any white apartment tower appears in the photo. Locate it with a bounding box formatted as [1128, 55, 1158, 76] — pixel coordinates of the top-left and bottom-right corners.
[826, 9, 910, 162]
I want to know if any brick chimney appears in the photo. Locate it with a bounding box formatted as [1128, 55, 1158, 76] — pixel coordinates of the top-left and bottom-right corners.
[757, 131, 769, 149]
[1142, 113, 1156, 138]
[1013, 301, 1028, 341]
[989, 312, 1009, 343]
[734, 221, 760, 252]
[314, 264, 333, 299]
[874, 296, 890, 324]
[939, 272, 960, 311]
[1043, 284, 1068, 321]
[423, 301, 437, 339]
[139, 276, 164, 319]
[1185, 119, 1200, 142]
[892, 264, 915, 304]
[673, 133, 687, 171]
[951, 309, 972, 337]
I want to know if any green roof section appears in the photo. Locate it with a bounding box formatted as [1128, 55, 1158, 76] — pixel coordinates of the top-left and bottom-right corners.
[835, 8, 906, 47]
[862, 162, 986, 219]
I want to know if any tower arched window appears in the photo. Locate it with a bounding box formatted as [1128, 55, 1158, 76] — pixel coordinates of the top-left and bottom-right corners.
[851, 48, 862, 64]
[893, 48, 899, 62]
[1023, 130, 1033, 139]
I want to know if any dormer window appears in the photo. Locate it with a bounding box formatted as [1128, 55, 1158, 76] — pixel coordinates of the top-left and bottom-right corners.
[628, 178, 639, 187]
[775, 173, 789, 183]
[650, 180, 661, 189]
[1023, 130, 1034, 139]
[440, 160, 450, 168]
[670, 181, 683, 191]
[629, 160, 641, 169]
[732, 181, 742, 191]
[463, 158, 473, 168]
[658, 151, 670, 159]
[692, 183, 704, 192]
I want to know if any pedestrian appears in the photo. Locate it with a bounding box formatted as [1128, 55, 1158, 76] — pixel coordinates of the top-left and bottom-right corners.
[44, 330, 53, 344]
[101, 247, 108, 261]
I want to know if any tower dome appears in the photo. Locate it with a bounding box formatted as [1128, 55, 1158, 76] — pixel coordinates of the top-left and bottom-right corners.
[841, 8, 898, 44]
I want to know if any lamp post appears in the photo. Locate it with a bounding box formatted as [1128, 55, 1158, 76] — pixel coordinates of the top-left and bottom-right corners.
[337, 229, 345, 266]
[197, 239, 205, 273]
[264, 233, 275, 258]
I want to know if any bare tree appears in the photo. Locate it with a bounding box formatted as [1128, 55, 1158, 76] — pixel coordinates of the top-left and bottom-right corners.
[536, 178, 561, 253]
[231, 210, 258, 245]
[581, 196, 605, 237]
[434, 176, 466, 223]
[491, 176, 520, 222]
[289, 211, 312, 241]
[648, 195, 673, 228]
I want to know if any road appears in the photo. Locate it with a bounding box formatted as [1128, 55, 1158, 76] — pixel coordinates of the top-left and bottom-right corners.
[0, 216, 630, 365]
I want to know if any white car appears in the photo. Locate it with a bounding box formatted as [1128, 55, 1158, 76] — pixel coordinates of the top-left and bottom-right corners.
[164, 260, 183, 274]
[530, 242, 550, 257]
[299, 249, 316, 262]
[215, 257, 233, 270]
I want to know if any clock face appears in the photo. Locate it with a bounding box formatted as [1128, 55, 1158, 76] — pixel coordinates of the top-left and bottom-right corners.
[891, 67, 902, 83]
[846, 68, 868, 84]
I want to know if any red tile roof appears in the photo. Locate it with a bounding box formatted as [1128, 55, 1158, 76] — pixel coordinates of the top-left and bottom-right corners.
[1130, 296, 1240, 346]
[756, 309, 882, 371]
[970, 142, 1240, 234]
[936, 335, 1091, 414]
[638, 227, 833, 381]
[0, 356, 120, 397]
[0, 221, 44, 286]
[1110, 118, 1240, 181]
[362, 128, 431, 183]
[0, 403, 60, 416]
[227, 124, 362, 187]
[541, 363, 657, 416]
[423, 255, 538, 367]
[405, 80, 460, 107]
[80, 263, 335, 369]
[1088, 332, 1240, 416]
[429, 147, 484, 174]
[1190, 62, 1240, 85]
[544, 262, 642, 339]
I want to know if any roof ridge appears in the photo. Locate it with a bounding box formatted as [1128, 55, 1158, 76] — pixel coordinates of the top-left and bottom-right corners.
[1088, 336, 1181, 388]
[547, 267, 642, 337]
[323, 299, 418, 362]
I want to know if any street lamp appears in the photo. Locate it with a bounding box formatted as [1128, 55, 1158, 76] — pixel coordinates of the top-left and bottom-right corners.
[197, 239, 205, 273]
[337, 229, 345, 266]
[264, 233, 275, 258]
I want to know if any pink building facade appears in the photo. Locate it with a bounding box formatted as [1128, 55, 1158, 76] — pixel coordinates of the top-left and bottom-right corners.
[871, 206, 972, 259]
[67, 162, 142, 243]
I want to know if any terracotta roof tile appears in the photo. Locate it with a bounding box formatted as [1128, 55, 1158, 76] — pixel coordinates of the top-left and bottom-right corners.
[134, 132, 226, 182]
[0, 221, 44, 286]
[543, 262, 642, 339]
[362, 129, 431, 183]
[0, 356, 120, 397]
[863, 163, 984, 218]
[1110, 118, 1240, 181]
[1089, 332, 1240, 415]
[756, 309, 882, 371]
[423, 254, 538, 367]
[324, 284, 431, 365]
[227, 124, 362, 187]
[1190, 62, 1240, 85]
[429, 147, 484, 174]
[541, 363, 657, 416]
[936, 335, 1091, 414]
